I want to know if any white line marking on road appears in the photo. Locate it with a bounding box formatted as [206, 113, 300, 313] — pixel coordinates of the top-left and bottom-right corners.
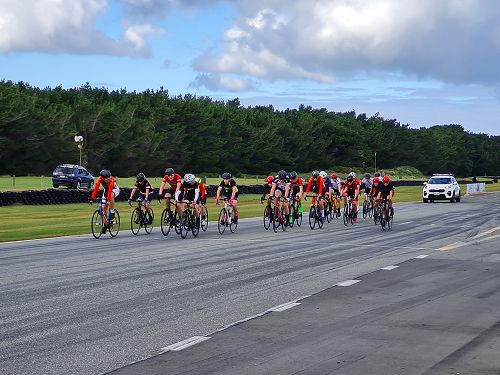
[381, 265, 399, 270]
[268, 302, 301, 312]
[336, 279, 361, 287]
[472, 226, 500, 239]
[414, 255, 429, 259]
[160, 336, 211, 353]
[398, 222, 412, 225]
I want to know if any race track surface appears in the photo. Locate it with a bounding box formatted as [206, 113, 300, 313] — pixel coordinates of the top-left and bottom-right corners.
[1, 194, 499, 375]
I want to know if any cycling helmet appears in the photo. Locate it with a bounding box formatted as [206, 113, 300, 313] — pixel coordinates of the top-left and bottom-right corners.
[346, 175, 354, 182]
[165, 167, 174, 176]
[195, 177, 201, 184]
[136, 172, 145, 181]
[331, 173, 337, 179]
[266, 175, 274, 183]
[184, 173, 196, 183]
[364, 173, 371, 179]
[222, 172, 232, 179]
[348, 172, 356, 179]
[312, 170, 320, 178]
[276, 170, 286, 179]
[374, 171, 381, 177]
[319, 171, 327, 179]
[289, 171, 297, 179]
[100, 169, 111, 179]
[373, 177, 380, 183]
[382, 175, 390, 183]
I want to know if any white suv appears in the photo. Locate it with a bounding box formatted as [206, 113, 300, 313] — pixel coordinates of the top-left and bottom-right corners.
[423, 174, 461, 203]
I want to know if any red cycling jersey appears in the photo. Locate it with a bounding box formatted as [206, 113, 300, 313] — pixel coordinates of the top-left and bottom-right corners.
[199, 183, 206, 199]
[342, 178, 361, 192]
[162, 173, 182, 189]
[91, 176, 116, 202]
[290, 177, 304, 187]
[305, 176, 324, 195]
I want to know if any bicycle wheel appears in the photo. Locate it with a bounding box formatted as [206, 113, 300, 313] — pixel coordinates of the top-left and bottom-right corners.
[297, 212, 303, 226]
[387, 208, 393, 230]
[273, 206, 281, 232]
[326, 202, 332, 223]
[218, 208, 227, 234]
[289, 204, 296, 228]
[263, 205, 272, 230]
[229, 211, 238, 233]
[308, 206, 316, 230]
[201, 207, 209, 232]
[180, 211, 190, 239]
[109, 210, 120, 237]
[160, 208, 171, 236]
[317, 206, 324, 228]
[91, 210, 103, 239]
[191, 213, 200, 237]
[174, 211, 182, 235]
[343, 204, 349, 226]
[362, 200, 368, 219]
[368, 202, 373, 218]
[144, 208, 154, 234]
[131, 208, 141, 235]
[281, 206, 287, 232]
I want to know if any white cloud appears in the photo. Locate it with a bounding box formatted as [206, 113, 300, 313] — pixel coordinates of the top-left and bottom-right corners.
[191, 73, 254, 92]
[193, 0, 500, 86]
[0, 0, 161, 56]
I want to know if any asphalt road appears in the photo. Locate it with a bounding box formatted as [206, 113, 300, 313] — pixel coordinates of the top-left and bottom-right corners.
[0, 194, 499, 375]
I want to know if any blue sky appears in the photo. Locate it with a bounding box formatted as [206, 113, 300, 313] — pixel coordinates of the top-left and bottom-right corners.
[1, 0, 499, 135]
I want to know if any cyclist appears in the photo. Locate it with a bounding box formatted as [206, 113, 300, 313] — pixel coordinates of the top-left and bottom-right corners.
[370, 176, 382, 216]
[305, 170, 325, 221]
[340, 172, 360, 222]
[377, 175, 395, 216]
[216, 172, 239, 223]
[196, 177, 208, 220]
[90, 169, 120, 232]
[361, 173, 373, 209]
[330, 173, 342, 216]
[159, 167, 182, 218]
[177, 173, 200, 222]
[288, 171, 304, 221]
[320, 171, 333, 216]
[128, 173, 154, 224]
[269, 170, 291, 225]
[260, 175, 275, 204]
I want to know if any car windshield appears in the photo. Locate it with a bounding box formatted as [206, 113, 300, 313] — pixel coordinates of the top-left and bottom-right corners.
[428, 177, 451, 184]
[55, 167, 74, 174]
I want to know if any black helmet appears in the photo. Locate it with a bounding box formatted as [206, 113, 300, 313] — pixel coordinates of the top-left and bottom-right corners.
[100, 169, 111, 178]
[165, 167, 174, 176]
[374, 171, 381, 177]
[136, 172, 145, 181]
[312, 170, 320, 178]
[347, 175, 354, 182]
[278, 170, 287, 179]
[364, 173, 371, 179]
[289, 171, 297, 179]
[222, 172, 232, 179]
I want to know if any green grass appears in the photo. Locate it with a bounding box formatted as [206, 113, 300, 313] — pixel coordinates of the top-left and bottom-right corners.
[1, 184, 499, 242]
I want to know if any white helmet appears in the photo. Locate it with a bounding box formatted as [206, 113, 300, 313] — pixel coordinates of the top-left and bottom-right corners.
[348, 172, 356, 179]
[184, 173, 196, 183]
[319, 171, 327, 179]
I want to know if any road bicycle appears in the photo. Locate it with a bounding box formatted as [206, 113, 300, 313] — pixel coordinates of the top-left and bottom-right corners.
[159, 196, 180, 236]
[200, 202, 209, 232]
[343, 196, 355, 226]
[380, 198, 394, 230]
[305, 195, 324, 230]
[218, 198, 237, 234]
[289, 196, 303, 227]
[331, 193, 341, 219]
[129, 199, 154, 235]
[362, 195, 374, 219]
[373, 200, 382, 225]
[90, 199, 121, 239]
[272, 196, 288, 232]
[179, 201, 200, 239]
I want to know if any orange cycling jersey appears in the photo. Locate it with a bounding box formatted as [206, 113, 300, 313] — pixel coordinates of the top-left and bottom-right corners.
[91, 176, 116, 202]
[199, 183, 206, 199]
[305, 176, 324, 195]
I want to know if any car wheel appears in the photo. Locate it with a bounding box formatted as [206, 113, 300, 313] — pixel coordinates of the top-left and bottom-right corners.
[450, 193, 455, 203]
[423, 198, 428, 203]
[456, 193, 461, 202]
[429, 198, 434, 203]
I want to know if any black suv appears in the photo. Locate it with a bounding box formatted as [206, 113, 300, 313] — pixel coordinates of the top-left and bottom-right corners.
[52, 164, 94, 189]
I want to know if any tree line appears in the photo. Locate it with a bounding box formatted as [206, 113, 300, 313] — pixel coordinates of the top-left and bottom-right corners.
[0, 80, 498, 178]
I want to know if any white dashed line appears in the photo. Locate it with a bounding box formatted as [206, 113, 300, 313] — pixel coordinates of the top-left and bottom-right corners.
[336, 279, 361, 287]
[398, 222, 412, 225]
[414, 254, 429, 259]
[380, 265, 399, 271]
[268, 302, 301, 312]
[160, 336, 211, 353]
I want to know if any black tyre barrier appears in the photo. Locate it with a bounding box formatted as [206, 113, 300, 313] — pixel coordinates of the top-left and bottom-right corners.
[0, 180, 486, 206]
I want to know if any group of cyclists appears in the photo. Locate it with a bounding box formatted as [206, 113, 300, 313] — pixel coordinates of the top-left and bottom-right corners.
[261, 170, 395, 226]
[89, 167, 394, 235]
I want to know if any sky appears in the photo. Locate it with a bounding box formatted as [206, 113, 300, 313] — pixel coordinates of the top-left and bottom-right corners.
[0, 0, 499, 135]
